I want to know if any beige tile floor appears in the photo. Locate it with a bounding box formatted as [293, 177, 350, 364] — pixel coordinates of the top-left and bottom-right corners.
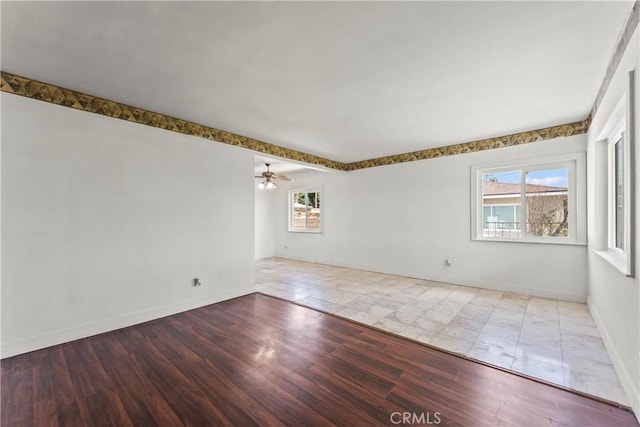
[255, 257, 629, 406]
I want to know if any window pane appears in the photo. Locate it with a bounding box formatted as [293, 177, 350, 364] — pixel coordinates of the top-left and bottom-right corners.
[307, 192, 321, 230]
[494, 205, 516, 227]
[289, 190, 321, 232]
[481, 171, 521, 237]
[483, 206, 491, 227]
[615, 138, 624, 249]
[525, 168, 569, 237]
[291, 192, 306, 231]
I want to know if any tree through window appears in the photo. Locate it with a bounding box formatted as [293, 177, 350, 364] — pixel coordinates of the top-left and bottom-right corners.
[289, 190, 321, 232]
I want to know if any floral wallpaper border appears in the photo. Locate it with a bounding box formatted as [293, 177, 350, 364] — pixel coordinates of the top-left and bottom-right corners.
[2, 71, 589, 171]
[591, 0, 639, 119]
[0, 71, 343, 170]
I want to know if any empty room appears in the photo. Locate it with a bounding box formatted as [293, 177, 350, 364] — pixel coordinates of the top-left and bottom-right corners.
[2, 1, 640, 426]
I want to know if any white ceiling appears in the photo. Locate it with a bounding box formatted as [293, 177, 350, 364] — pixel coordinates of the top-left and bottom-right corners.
[1, 1, 634, 163]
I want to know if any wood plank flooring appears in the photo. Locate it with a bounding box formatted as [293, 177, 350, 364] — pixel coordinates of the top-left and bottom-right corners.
[2, 293, 637, 426]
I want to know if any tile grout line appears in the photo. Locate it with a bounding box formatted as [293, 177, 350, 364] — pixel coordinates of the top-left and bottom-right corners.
[557, 302, 568, 388]
[464, 299, 499, 362]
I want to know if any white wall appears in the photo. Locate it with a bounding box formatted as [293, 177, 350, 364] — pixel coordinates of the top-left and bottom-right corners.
[255, 184, 275, 259]
[587, 27, 640, 416]
[275, 134, 588, 302]
[1, 93, 256, 358]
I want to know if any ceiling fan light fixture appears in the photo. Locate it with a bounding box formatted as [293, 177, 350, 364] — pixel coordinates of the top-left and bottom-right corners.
[265, 180, 277, 190]
[256, 162, 289, 189]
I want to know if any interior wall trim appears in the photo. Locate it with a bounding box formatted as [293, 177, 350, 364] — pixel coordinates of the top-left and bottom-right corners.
[0, 71, 344, 170]
[591, 0, 640, 120]
[343, 119, 590, 171]
[2, 71, 588, 171]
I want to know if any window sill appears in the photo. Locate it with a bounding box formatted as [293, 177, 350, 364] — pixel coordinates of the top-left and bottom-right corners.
[594, 249, 632, 276]
[472, 237, 586, 246]
[287, 230, 323, 234]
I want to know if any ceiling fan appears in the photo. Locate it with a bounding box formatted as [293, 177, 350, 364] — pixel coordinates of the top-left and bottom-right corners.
[255, 163, 293, 189]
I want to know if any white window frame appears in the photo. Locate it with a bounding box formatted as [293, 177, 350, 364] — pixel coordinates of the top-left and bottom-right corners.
[608, 125, 626, 254]
[288, 188, 323, 233]
[471, 153, 586, 245]
[595, 71, 635, 276]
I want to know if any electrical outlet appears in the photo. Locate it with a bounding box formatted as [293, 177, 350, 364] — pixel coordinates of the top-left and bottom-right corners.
[444, 259, 453, 267]
[193, 278, 202, 287]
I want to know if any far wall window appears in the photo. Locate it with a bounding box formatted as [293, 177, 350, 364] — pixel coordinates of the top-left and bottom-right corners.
[471, 154, 585, 244]
[289, 189, 322, 232]
[481, 167, 569, 239]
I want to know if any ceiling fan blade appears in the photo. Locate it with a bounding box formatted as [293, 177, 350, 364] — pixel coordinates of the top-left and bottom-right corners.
[255, 175, 265, 178]
[272, 174, 293, 181]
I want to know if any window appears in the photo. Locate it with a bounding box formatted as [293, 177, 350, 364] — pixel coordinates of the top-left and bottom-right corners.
[598, 107, 633, 274]
[471, 154, 585, 244]
[611, 135, 625, 251]
[289, 189, 322, 232]
[594, 71, 635, 276]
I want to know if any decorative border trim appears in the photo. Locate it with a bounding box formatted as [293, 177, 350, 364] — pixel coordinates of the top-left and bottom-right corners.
[591, 0, 640, 119]
[344, 119, 590, 170]
[0, 71, 344, 170]
[1, 71, 589, 171]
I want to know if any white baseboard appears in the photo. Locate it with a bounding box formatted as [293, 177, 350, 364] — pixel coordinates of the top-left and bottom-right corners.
[430, 275, 585, 302]
[588, 296, 640, 420]
[0, 285, 255, 359]
[273, 254, 586, 302]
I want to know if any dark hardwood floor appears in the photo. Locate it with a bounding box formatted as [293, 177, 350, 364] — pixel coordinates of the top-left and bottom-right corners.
[2, 293, 637, 426]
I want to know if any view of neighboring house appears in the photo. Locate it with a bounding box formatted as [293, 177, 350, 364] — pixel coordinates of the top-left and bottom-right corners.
[482, 179, 568, 238]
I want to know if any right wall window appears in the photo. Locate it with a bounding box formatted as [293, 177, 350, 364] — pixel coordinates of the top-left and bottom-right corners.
[604, 118, 632, 274]
[611, 134, 625, 251]
[597, 71, 635, 276]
